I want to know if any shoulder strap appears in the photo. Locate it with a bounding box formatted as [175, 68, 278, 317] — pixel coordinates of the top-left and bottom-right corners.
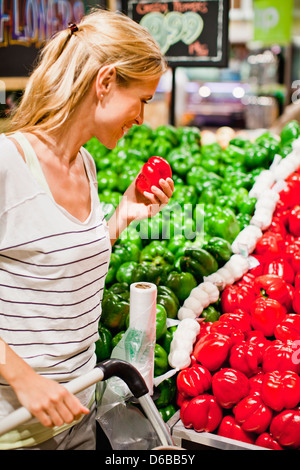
[12, 132, 53, 199]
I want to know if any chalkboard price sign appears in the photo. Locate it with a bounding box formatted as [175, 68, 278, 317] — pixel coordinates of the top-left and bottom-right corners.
[126, 0, 229, 67]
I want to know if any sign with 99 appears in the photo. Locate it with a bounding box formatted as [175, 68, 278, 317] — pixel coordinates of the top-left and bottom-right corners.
[126, 0, 229, 67]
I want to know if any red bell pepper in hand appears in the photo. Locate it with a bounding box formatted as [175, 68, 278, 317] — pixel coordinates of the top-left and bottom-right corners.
[254, 274, 293, 311]
[261, 370, 300, 411]
[275, 314, 300, 342]
[212, 368, 249, 409]
[270, 410, 300, 449]
[233, 394, 273, 434]
[255, 432, 283, 450]
[221, 284, 256, 314]
[263, 258, 295, 285]
[254, 231, 285, 261]
[217, 415, 255, 444]
[262, 340, 300, 374]
[135, 156, 172, 194]
[229, 341, 261, 377]
[250, 297, 286, 337]
[288, 205, 300, 237]
[193, 333, 231, 371]
[176, 363, 212, 398]
[180, 394, 223, 433]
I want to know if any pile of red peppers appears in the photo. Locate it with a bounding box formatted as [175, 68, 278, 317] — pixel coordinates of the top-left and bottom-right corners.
[177, 170, 300, 450]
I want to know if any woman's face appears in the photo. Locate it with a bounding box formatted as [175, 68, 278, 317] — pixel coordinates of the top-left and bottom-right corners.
[94, 72, 160, 149]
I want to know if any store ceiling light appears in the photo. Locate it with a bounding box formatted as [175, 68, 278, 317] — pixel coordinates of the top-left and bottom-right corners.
[232, 86, 245, 99]
[199, 85, 211, 98]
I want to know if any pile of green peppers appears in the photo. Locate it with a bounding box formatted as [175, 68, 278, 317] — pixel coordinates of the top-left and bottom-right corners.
[89, 120, 300, 422]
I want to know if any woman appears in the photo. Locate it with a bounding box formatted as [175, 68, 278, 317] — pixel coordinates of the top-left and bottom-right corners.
[0, 9, 173, 450]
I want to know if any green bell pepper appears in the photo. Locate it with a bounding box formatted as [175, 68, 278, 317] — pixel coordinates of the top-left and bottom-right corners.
[105, 253, 122, 286]
[101, 289, 129, 331]
[280, 120, 300, 144]
[179, 247, 218, 283]
[113, 243, 141, 264]
[156, 304, 168, 340]
[244, 144, 269, 170]
[207, 207, 240, 243]
[140, 241, 175, 269]
[168, 151, 195, 177]
[116, 261, 138, 284]
[154, 344, 169, 377]
[161, 325, 177, 354]
[131, 261, 168, 286]
[158, 405, 177, 423]
[108, 282, 130, 300]
[136, 213, 163, 242]
[95, 323, 113, 362]
[202, 236, 232, 265]
[201, 304, 220, 323]
[111, 330, 125, 349]
[165, 270, 197, 302]
[155, 377, 176, 408]
[97, 169, 118, 192]
[157, 285, 180, 320]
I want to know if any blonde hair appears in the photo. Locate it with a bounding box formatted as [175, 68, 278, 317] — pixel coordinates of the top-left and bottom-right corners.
[8, 9, 167, 133]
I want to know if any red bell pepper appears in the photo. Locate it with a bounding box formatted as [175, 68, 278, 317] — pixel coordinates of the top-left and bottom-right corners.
[245, 330, 271, 362]
[135, 156, 172, 194]
[261, 370, 300, 411]
[180, 394, 223, 433]
[292, 287, 300, 315]
[218, 310, 252, 333]
[248, 255, 264, 277]
[250, 297, 286, 337]
[274, 314, 300, 342]
[262, 339, 300, 374]
[263, 258, 295, 285]
[278, 173, 300, 209]
[193, 333, 231, 372]
[254, 231, 285, 261]
[268, 216, 287, 237]
[249, 371, 264, 396]
[221, 283, 256, 314]
[288, 205, 300, 237]
[255, 432, 283, 450]
[270, 410, 300, 449]
[217, 415, 255, 444]
[176, 363, 212, 398]
[233, 394, 273, 434]
[295, 272, 300, 288]
[210, 321, 244, 346]
[212, 368, 249, 409]
[253, 274, 292, 311]
[229, 341, 261, 377]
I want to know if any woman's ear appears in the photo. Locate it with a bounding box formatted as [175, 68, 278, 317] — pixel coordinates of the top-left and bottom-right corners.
[95, 65, 117, 100]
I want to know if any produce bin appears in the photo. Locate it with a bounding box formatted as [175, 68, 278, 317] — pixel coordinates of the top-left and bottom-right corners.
[168, 412, 265, 451]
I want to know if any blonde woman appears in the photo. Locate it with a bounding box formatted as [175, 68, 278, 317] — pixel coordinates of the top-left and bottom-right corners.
[0, 9, 173, 450]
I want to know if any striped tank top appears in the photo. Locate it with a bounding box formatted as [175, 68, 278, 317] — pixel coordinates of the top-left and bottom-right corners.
[0, 133, 111, 424]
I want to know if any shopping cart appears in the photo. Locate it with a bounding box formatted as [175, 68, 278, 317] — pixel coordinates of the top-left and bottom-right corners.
[0, 358, 175, 449]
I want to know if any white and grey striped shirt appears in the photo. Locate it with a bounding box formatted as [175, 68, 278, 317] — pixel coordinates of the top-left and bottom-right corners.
[0, 134, 111, 417]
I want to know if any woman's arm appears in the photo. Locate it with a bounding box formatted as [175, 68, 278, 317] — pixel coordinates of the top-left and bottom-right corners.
[0, 338, 89, 427]
[107, 177, 174, 245]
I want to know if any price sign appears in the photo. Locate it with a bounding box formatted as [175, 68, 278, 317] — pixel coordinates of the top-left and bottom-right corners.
[126, 0, 229, 67]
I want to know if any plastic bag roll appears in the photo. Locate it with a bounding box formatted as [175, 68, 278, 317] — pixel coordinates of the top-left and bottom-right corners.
[129, 282, 157, 331]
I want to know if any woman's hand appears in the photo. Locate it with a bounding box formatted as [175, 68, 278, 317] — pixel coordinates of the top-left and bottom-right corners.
[122, 176, 174, 221]
[107, 176, 174, 245]
[14, 370, 89, 428]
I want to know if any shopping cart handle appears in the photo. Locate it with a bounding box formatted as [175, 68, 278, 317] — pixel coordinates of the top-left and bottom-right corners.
[97, 358, 149, 398]
[0, 359, 148, 437]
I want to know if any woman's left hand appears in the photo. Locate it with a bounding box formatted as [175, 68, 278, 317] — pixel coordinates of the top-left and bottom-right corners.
[121, 176, 174, 223]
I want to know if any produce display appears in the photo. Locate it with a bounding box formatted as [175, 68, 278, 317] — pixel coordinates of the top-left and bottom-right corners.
[85, 119, 300, 449]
